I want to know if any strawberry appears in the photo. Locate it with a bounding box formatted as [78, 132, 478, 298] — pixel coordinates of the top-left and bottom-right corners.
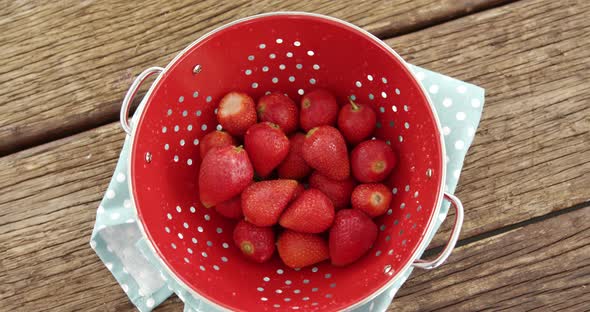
[300, 89, 339, 131]
[292, 183, 305, 201]
[215, 196, 243, 219]
[217, 92, 257, 136]
[199, 130, 236, 159]
[277, 230, 329, 268]
[199, 145, 253, 208]
[351, 184, 392, 217]
[233, 220, 275, 263]
[337, 98, 377, 145]
[308, 171, 355, 209]
[257, 92, 299, 134]
[242, 180, 299, 226]
[277, 133, 312, 180]
[329, 209, 378, 266]
[351, 140, 397, 183]
[244, 122, 290, 177]
[279, 189, 335, 233]
[302, 126, 350, 181]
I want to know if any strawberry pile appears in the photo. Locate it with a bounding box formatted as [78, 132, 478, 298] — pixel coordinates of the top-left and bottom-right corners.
[198, 89, 397, 268]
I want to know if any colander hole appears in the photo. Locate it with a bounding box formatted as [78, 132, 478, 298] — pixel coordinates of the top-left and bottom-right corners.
[174, 125, 179, 132]
[182, 110, 188, 117]
[443, 98, 453, 107]
[394, 219, 399, 225]
[381, 91, 387, 98]
[274, 304, 281, 308]
[313, 64, 320, 70]
[206, 96, 212, 103]
[275, 289, 282, 294]
[384, 265, 392, 274]
[398, 135, 403, 142]
[200, 265, 206, 271]
[395, 88, 401, 95]
[176, 206, 182, 212]
[196, 110, 202, 116]
[382, 77, 388, 83]
[311, 267, 318, 273]
[302, 297, 309, 301]
[178, 96, 184, 103]
[330, 283, 336, 288]
[442, 127, 451, 136]
[298, 89, 304, 95]
[403, 105, 409, 111]
[367, 74, 373, 81]
[289, 76, 295, 82]
[207, 241, 213, 247]
[269, 53, 276, 59]
[386, 140, 391, 145]
[376, 122, 382, 129]
[294, 41, 301, 46]
[263, 277, 270, 282]
[456, 111, 467, 121]
[392, 188, 398, 194]
[400, 203, 406, 209]
[285, 280, 292, 285]
[406, 213, 411, 219]
[216, 227, 223, 234]
[187, 248, 193, 254]
[202, 252, 208, 258]
[379, 107, 385, 113]
[412, 223, 417, 229]
[262, 66, 269, 72]
[201, 124, 207, 131]
[216, 124, 223, 131]
[405, 185, 410, 192]
[193, 139, 199, 145]
[193, 91, 199, 98]
[429, 84, 439, 94]
[252, 82, 259, 89]
[167, 213, 172, 219]
[164, 144, 169, 151]
[261, 297, 268, 301]
[178, 233, 183, 239]
[171, 243, 176, 249]
[257, 287, 264, 292]
[184, 257, 190, 263]
[276, 38, 283, 44]
[385, 235, 391, 241]
[312, 302, 319, 306]
[402, 239, 407, 245]
[245, 69, 252, 75]
[188, 124, 193, 131]
[388, 249, 394, 255]
[279, 64, 286, 70]
[312, 288, 319, 292]
[248, 55, 254, 61]
[303, 279, 310, 284]
[387, 209, 393, 215]
[284, 298, 291, 302]
[350, 94, 356, 100]
[162, 126, 167, 133]
[368, 93, 374, 100]
[277, 269, 284, 275]
[326, 294, 333, 298]
[165, 227, 170, 233]
[392, 105, 398, 112]
[272, 77, 278, 83]
[183, 222, 189, 228]
[355, 81, 362, 87]
[190, 206, 196, 213]
[380, 225, 386, 231]
[399, 229, 404, 235]
[293, 289, 300, 293]
[213, 265, 220, 271]
[296, 64, 303, 69]
[221, 256, 228, 262]
[259, 43, 266, 49]
[180, 139, 185, 146]
[324, 273, 331, 279]
[292, 307, 299, 310]
[286, 52, 293, 58]
[167, 109, 172, 116]
[222, 242, 229, 248]
[307, 50, 314, 56]
[204, 214, 210, 221]
[309, 78, 316, 85]
[198, 226, 204, 232]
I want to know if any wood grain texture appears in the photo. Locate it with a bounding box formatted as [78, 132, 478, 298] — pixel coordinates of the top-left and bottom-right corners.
[0, 0, 512, 155]
[390, 205, 590, 312]
[1, 0, 590, 310]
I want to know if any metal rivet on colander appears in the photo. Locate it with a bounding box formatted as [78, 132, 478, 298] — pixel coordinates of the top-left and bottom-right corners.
[426, 168, 433, 178]
[193, 64, 202, 74]
[145, 152, 152, 163]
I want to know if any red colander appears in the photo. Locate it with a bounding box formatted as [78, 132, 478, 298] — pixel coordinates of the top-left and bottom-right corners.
[120, 12, 464, 312]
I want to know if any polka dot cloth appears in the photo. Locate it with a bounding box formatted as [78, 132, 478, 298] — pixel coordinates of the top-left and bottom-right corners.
[90, 64, 484, 312]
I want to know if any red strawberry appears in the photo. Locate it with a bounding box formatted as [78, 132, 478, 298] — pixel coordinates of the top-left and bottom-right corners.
[277, 230, 329, 268]
[217, 92, 257, 136]
[257, 92, 299, 134]
[242, 180, 298, 226]
[351, 184, 392, 217]
[277, 133, 312, 180]
[329, 209, 378, 266]
[233, 220, 275, 263]
[302, 126, 350, 180]
[215, 196, 243, 219]
[308, 172, 355, 209]
[199, 145, 253, 208]
[279, 189, 335, 233]
[337, 98, 377, 145]
[300, 89, 339, 131]
[351, 140, 397, 183]
[244, 122, 290, 177]
[199, 130, 236, 159]
[292, 183, 305, 201]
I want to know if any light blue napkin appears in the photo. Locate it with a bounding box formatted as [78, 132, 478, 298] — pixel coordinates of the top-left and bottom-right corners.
[90, 63, 484, 312]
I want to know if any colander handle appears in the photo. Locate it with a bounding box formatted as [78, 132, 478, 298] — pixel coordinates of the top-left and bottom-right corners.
[120, 67, 164, 135]
[412, 192, 464, 270]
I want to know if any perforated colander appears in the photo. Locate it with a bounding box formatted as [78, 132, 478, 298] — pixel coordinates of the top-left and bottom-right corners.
[120, 12, 464, 311]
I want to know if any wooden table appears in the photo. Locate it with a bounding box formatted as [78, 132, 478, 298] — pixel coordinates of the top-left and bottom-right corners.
[1, 0, 589, 311]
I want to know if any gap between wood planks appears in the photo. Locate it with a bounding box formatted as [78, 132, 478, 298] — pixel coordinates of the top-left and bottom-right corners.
[0, 0, 518, 157]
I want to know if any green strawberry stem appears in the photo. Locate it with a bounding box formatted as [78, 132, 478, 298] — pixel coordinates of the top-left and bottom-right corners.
[348, 97, 360, 111]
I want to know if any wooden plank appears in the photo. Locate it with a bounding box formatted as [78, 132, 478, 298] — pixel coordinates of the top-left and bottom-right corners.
[1, 0, 589, 310]
[390, 206, 590, 311]
[0, 0, 512, 155]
